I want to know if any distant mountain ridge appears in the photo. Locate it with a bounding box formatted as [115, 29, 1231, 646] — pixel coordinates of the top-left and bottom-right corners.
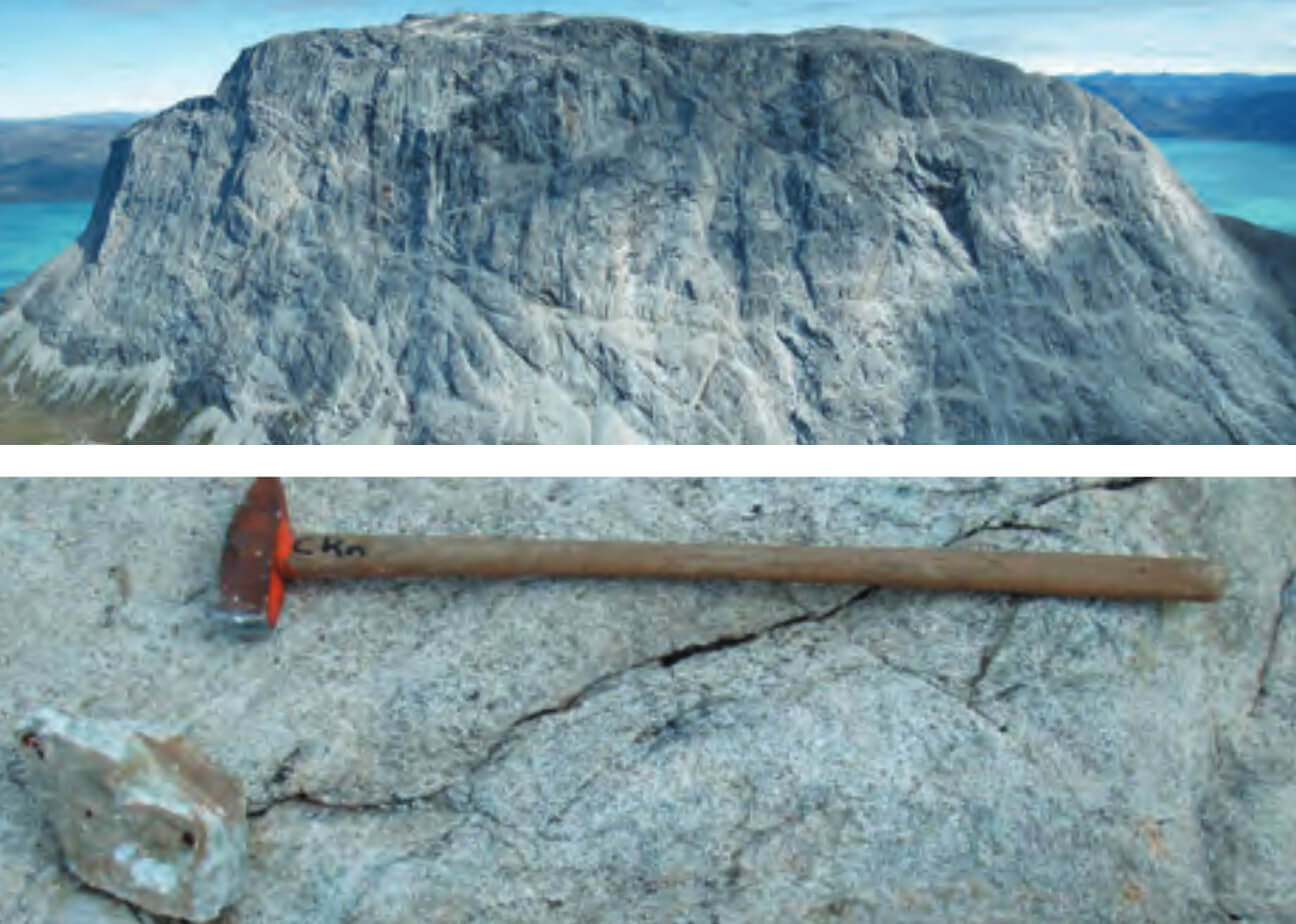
[1063, 73, 1296, 143]
[0, 112, 147, 202]
[0, 112, 149, 127]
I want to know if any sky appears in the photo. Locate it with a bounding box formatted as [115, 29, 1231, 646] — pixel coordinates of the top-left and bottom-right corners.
[0, 0, 1292, 118]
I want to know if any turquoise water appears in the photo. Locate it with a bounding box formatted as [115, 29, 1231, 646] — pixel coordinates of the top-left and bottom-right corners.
[1149, 137, 1296, 233]
[0, 140, 1293, 295]
[0, 200, 93, 294]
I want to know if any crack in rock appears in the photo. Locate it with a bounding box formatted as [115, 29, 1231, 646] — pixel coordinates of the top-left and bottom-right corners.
[862, 642, 1003, 731]
[967, 604, 1021, 709]
[248, 588, 880, 822]
[269, 745, 305, 786]
[1028, 477, 1155, 510]
[946, 478, 1155, 549]
[246, 479, 1161, 828]
[658, 588, 875, 668]
[986, 680, 1026, 702]
[945, 518, 1068, 547]
[1249, 570, 1295, 716]
[248, 787, 449, 818]
[501, 587, 877, 740]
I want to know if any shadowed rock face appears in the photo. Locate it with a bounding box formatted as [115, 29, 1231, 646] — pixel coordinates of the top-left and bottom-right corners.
[2, 13, 1295, 443]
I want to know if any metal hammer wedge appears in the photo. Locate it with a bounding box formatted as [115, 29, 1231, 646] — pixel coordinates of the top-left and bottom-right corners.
[211, 478, 1227, 637]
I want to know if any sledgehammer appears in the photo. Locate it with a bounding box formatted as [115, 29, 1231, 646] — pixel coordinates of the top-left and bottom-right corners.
[211, 478, 1227, 637]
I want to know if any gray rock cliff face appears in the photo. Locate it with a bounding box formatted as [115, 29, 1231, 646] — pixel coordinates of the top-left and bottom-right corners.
[3, 478, 1294, 921]
[2, 14, 1295, 442]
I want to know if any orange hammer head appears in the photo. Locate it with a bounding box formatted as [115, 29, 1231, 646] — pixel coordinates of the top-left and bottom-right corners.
[212, 478, 295, 637]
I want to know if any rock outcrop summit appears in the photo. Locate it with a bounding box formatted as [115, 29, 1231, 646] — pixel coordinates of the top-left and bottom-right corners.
[3, 13, 1294, 442]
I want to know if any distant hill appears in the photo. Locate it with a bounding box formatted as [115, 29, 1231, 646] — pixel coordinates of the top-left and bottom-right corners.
[1064, 73, 1296, 143]
[0, 112, 148, 202]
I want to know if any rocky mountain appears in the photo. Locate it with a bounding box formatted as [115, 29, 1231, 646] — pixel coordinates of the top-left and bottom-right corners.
[2, 13, 1295, 443]
[1066, 73, 1296, 144]
[4, 477, 1295, 921]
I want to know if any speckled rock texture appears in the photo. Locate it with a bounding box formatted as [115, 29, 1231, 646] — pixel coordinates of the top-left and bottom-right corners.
[14, 709, 247, 922]
[2, 15, 1295, 443]
[2, 477, 1294, 921]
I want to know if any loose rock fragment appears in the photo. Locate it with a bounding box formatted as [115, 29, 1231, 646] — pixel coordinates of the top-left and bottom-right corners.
[15, 708, 247, 923]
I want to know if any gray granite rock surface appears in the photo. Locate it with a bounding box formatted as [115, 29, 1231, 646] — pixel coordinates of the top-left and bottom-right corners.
[2, 15, 1295, 443]
[2, 477, 1293, 921]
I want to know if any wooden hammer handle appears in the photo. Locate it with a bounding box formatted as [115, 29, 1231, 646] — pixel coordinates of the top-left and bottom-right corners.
[284, 534, 1226, 602]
